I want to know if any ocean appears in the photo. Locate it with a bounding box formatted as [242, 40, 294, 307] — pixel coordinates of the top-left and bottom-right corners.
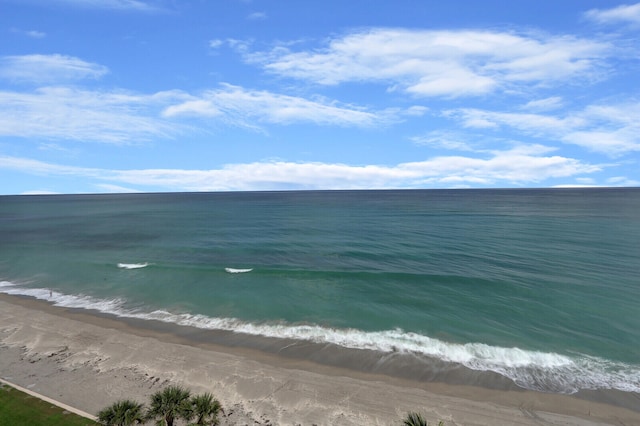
[1, 188, 639, 395]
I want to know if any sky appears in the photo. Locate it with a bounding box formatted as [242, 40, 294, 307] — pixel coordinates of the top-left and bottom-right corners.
[0, 0, 639, 194]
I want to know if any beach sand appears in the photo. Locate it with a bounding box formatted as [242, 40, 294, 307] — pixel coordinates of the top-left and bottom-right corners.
[1, 294, 638, 426]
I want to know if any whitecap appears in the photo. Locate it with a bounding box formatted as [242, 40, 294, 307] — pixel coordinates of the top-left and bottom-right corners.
[117, 262, 149, 269]
[225, 267, 253, 273]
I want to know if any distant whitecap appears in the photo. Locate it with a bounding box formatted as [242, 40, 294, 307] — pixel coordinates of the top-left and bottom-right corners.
[117, 262, 149, 269]
[225, 267, 253, 274]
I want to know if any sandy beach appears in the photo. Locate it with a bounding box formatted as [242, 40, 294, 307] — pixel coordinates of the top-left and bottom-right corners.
[1, 293, 638, 426]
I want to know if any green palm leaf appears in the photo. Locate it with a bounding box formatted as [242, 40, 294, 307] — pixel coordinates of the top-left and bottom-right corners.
[190, 392, 222, 425]
[147, 385, 193, 426]
[97, 399, 145, 426]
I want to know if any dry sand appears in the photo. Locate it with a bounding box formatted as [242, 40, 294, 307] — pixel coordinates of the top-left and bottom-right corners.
[1, 294, 638, 426]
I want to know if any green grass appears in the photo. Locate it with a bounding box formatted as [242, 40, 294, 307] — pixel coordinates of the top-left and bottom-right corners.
[0, 384, 99, 426]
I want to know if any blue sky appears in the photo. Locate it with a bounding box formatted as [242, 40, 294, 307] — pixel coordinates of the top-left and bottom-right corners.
[1, 0, 639, 194]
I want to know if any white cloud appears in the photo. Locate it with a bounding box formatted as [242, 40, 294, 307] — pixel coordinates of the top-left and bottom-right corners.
[0, 80, 405, 144]
[0, 155, 102, 177]
[11, 28, 46, 38]
[247, 11, 267, 20]
[209, 39, 224, 49]
[38, 142, 77, 155]
[226, 38, 252, 53]
[163, 99, 222, 118]
[576, 177, 596, 185]
[208, 38, 254, 52]
[607, 176, 640, 186]
[410, 131, 476, 151]
[0, 147, 601, 192]
[46, 0, 163, 12]
[26, 30, 46, 38]
[552, 184, 601, 188]
[246, 28, 610, 98]
[0, 87, 188, 143]
[521, 96, 564, 112]
[21, 190, 61, 195]
[0, 54, 108, 84]
[399, 150, 599, 186]
[162, 84, 391, 128]
[95, 183, 141, 193]
[448, 102, 640, 156]
[452, 109, 580, 134]
[584, 2, 640, 26]
[562, 130, 640, 156]
[406, 67, 496, 97]
[404, 106, 429, 116]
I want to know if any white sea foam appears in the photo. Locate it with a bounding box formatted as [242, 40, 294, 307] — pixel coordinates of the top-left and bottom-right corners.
[1, 280, 639, 394]
[117, 262, 149, 269]
[0, 280, 126, 311]
[225, 267, 253, 273]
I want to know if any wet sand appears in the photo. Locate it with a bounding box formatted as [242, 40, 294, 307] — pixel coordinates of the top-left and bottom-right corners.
[1, 293, 638, 425]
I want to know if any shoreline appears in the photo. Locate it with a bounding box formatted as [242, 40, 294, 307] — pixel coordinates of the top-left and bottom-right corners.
[1, 293, 638, 425]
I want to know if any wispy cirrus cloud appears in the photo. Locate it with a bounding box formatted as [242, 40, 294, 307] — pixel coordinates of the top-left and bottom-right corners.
[584, 2, 640, 26]
[245, 28, 611, 98]
[521, 96, 564, 112]
[0, 145, 601, 192]
[10, 28, 46, 38]
[410, 130, 478, 152]
[162, 83, 400, 128]
[247, 11, 267, 21]
[449, 102, 640, 156]
[0, 155, 103, 178]
[40, 0, 164, 12]
[0, 86, 188, 143]
[0, 81, 405, 144]
[209, 38, 252, 53]
[450, 109, 581, 134]
[95, 183, 142, 193]
[606, 176, 640, 186]
[0, 54, 108, 84]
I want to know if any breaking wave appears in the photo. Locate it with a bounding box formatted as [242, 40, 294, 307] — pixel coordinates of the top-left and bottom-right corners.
[1, 280, 638, 395]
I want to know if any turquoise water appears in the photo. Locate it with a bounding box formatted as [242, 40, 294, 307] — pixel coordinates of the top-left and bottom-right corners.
[1, 189, 639, 394]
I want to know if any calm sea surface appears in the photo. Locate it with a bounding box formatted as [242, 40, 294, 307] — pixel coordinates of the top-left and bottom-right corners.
[1, 189, 639, 394]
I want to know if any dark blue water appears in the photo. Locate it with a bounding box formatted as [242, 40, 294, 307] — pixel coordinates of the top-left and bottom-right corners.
[1, 188, 639, 394]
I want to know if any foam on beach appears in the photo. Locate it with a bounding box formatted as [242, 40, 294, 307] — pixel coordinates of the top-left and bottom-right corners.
[1, 280, 639, 395]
